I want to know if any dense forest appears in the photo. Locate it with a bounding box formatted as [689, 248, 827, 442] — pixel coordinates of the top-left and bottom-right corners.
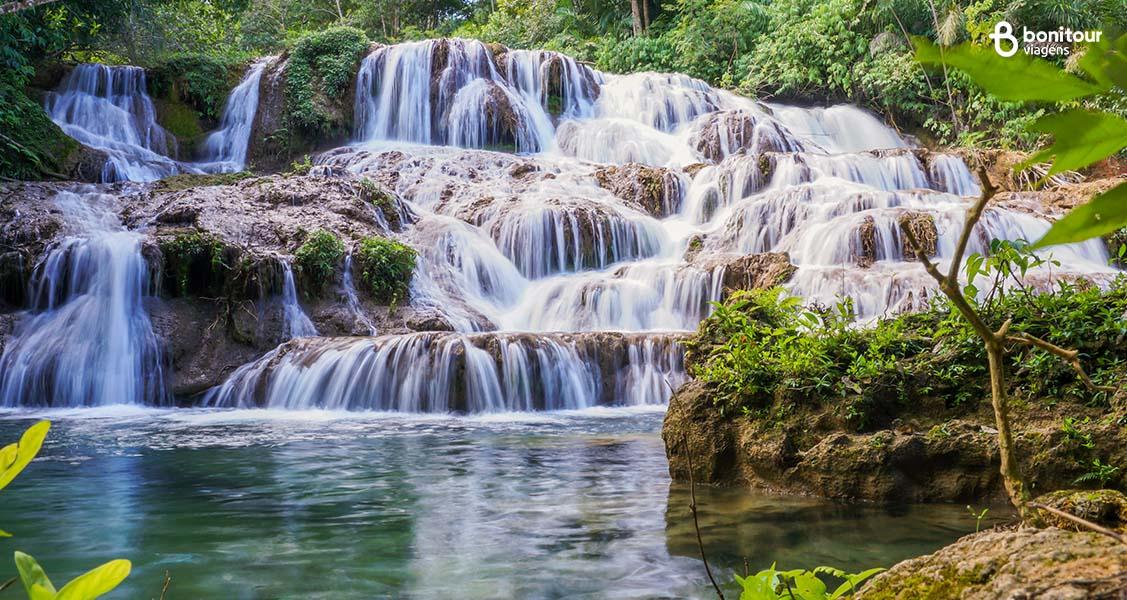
[2, 0, 1125, 180]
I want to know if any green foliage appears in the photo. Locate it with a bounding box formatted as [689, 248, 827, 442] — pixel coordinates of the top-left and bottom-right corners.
[965, 505, 989, 533]
[1074, 458, 1120, 488]
[0, 421, 50, 505]
[288, 155, 314, 175]
[159, 231, 227, 297]
[0, 80, 78, 180]
[284, 26, 368, 136]
[149, 53, 243, 121]
[735, 564, 884, 599]
[914, 34, 1127, 249]
[14, 552, 131, 600]
[354, 236, 416, 304]
[691, 278, 1127, 427]
[294, 230, 345, 295]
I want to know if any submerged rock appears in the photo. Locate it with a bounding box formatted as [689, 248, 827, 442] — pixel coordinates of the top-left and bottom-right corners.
[857, 527, 1127, 599]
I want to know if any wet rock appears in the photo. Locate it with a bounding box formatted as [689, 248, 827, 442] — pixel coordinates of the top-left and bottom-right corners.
[594, 163, 684, 218]
[857, 528, 1127, 599]
[898, 211, 938, 260]
[407, 311, 456, 332]
[690, 110, 803, 163]
[59, 145, 110, 182]
[246, 56, 290, 172]
[1034, 489, 1127, 533]
[717, 252, 796, 295]
[857, 215, 877, 267]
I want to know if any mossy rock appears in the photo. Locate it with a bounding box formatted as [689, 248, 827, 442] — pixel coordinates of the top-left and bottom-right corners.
[158, 230, 230, 297]
[1034, 489, 1127, 533]
[153, 172, 255, 192]
[0, 81, 80, 180]
[154, 99, 206, 149]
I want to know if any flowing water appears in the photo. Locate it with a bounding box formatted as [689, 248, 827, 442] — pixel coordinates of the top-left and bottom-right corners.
[0, 411, 1005, 599]
[0, 39, 1105, 595]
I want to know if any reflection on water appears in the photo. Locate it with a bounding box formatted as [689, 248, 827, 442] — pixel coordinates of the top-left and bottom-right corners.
[0, 408, 1005, 599]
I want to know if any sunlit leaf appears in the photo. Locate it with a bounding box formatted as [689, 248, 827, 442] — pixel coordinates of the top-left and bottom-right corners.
[913, 37, 1106, 101]
[828, 567, 886, 599]
[1033, 182, 1127, 248]
[1077, 33, 1127, 90]
[56, 559, 132, 600]
[1016, 110, 1127, 175]
[791, 571, 828, 599]
[15, 551, 56, 600]
[0, 420, 50, 491]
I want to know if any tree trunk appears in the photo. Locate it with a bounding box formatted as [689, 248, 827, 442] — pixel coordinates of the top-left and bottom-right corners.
[630, 0, 642, 36]
[986, 339, 1030, 518]
[641, 0, 650, 32]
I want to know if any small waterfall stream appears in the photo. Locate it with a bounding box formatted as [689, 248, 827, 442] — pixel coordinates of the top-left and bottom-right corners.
[45, 60, 268, 181]
[0, 190, 167, 407]
[11, 39, 1118, 412]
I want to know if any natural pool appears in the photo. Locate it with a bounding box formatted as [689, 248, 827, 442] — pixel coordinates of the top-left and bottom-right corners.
[0, 407, 1003, 599]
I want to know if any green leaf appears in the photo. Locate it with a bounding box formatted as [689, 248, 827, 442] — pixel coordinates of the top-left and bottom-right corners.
[1033, 182, 1127, 248]
[1077, 33, 1127, 91]
[913, 37, 1106, 101]
[828, 568, 885, 599]
[791, 571, 828, 599]
[15, 552, 56, 599]
[1016, 110, 1127, 175]
[0, 528, 9, 537]
[0, 420, 51, 491]
[55, 559, 131, 600]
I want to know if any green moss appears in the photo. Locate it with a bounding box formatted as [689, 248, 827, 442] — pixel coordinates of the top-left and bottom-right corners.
[0, 81, 79, 180]
[155, 100, 205, 141]
[358, 178, 400, 228]
[285, 27, 368, 137]
[159, 231, 227, 297]
[355, 236, 417, 304]
[294, 230, 345, 296]
[154, 171, 254, 192]
[149, 54, 244, 122]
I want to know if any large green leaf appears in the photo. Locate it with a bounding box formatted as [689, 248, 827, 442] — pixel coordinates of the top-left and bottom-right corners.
[14, 552, 56, 600]
[1033, 182, 1127, 248]
[0, 420, 50, 491]
[55, 559, 131, 600]
[1017, 110, 1127, 175]
[1078, 33, 1127, 91]
[789, 571, 828, 599]
[913, 38, 1106, 101]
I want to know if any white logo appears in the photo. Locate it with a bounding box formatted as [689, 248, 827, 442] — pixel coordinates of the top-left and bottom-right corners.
[989, 20, 1102, 57]
[990, 21, 1019, 57]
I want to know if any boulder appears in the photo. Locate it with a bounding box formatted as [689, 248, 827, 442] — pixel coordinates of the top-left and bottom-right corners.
[690, 110, 803, 163]
[594, 163, 684, 218]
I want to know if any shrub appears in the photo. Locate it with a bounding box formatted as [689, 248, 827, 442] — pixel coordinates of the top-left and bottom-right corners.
[0, 79, 78, 180]
[149, 54, 243, 121]
[284, 27, 368, 136]
[690, 279, 1127, 428]
[354, 236, 417, 304]
[294, 230, 345, 295]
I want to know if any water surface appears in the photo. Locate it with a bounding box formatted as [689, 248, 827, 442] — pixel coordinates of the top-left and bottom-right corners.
[0, 408, 1001, 598]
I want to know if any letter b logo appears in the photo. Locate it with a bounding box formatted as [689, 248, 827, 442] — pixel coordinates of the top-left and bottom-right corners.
[990, 21, 1019, 57]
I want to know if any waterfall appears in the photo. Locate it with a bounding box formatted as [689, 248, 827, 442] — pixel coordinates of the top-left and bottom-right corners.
[280, 261, 318, 339]
[202, 333, 685, 412]
[201, 58, 271, 171]
[45, 64, 182, 182]
[0, 190, 167, 407]
[343, 254, 377, 336]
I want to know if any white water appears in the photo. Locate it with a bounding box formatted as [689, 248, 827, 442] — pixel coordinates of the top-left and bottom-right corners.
[45, 61, 268, 181]
[201, 58, 273, 171]
[16, 40, 1118, 412]
[0, 190, 167, 407]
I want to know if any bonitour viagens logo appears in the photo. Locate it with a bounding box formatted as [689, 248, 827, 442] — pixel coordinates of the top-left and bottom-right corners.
[989, 20, 1103, 57]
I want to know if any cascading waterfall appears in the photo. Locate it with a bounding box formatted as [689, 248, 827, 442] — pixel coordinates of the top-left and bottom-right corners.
[46, 60, 268, 181]
[343, 254, 378, 336]
[0, 190, 167, 407]
[20, 40, 1117, 413]
[201, 57, 272, 171]
[280, 261, 318, 339]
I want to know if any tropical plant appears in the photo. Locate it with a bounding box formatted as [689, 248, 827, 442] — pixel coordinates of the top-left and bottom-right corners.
[1, 421, 132, 599]
[904, 33, 1126, 517]
[734, 565, 884, 600]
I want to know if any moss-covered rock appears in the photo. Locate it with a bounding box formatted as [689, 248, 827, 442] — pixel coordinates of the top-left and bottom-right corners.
[158, 230, 230, 297]
[285, 27, 368, 140]
[857, 528, 1127, 599]
[294, 229, 345, 296]
[0, 80, 82, 180]
[594, 163, 684, 217]
[355, 236, 416, 304]
[154, 171, 255, 192]
[1034, 489, 1127, 533]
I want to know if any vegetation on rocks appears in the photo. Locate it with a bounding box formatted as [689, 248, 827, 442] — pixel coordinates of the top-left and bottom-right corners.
[153, 171, 255, 191]
[284, 26, 368, 138]
[148, 53, 244, 122]
[354, 236, 417, 304]
[294, 229, 345, 296]
[158, 230, 228, 297]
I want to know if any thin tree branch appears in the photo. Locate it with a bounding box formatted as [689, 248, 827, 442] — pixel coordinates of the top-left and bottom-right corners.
[1006, 332, 1116, 393]
[683, 434, 725, 600]
[1029, 502, 1127, 544]
[947, 167, 997, 283]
